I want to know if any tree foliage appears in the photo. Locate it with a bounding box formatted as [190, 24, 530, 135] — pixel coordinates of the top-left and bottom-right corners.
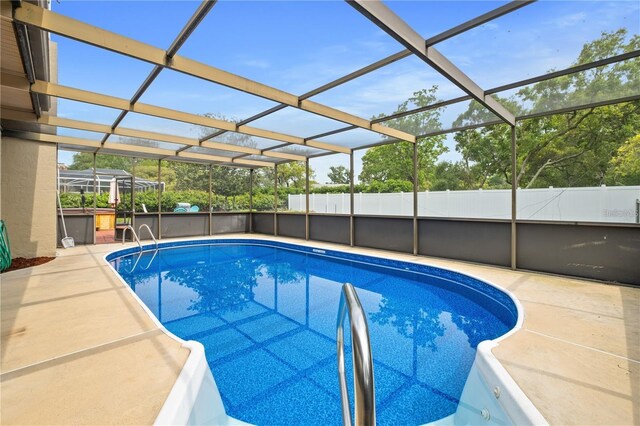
[63, 29, 638, 207]
[277, 162, 311, 189]
[449, 29, 640, 189]
[69, 153, 133, 171]
[327, 165, 349, 184]
[360, 87, 447, 190]
[608, 134, 640, 185]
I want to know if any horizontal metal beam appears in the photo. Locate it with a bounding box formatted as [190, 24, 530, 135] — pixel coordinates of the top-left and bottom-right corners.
[356, 93, 640, 147]
[347, 0, 515, 126]
[200, 104, 288, 143]
[176, 151, 274, 167]
[0, 109, 310, 163]
[300, 50, 411, 100]
[12, 19, 42, 117]
[371, 95, 470, 124]
[15, 131, 101, 149]
[420, 119, 504, 138]
[486, 49, 640, 95]
[29, 80, 351, 154]
[166, 0, 216, 58]
[9, 129, 275, 167]
[368, 50, 640, 130]
[425, 1, 536, 46]
[306, 125, 358, 141]
[516, 94, 640, 121]
[261, 150, 306, 162]
[102, 1, 217, 145]
[13, 1, 414, 143]
[199, 1, 534, 146]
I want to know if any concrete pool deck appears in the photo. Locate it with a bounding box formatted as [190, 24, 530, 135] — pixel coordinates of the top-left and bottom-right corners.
[1, 235, 638, 425]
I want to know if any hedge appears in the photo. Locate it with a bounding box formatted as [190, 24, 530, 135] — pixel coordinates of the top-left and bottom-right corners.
[58, 179, 413, 212]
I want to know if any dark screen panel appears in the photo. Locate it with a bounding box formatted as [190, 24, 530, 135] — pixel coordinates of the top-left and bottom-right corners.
[309, 215, 350, 245]
[419, 219, 511, 267]
[354, 216, 413, 253]
[517, 222, 640, 285]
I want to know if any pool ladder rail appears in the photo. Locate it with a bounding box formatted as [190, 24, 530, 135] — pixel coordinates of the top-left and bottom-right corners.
[122, 224, 159, 272]
[336, 283, 376, 426]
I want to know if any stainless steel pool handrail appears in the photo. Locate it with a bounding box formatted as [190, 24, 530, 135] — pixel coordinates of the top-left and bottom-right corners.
[138, 224, 159, 271]
[138, 224, 158, 251]
[336, 283, 376, 426]
[122, 225, 159, 272]
[122, 225, 141, 248]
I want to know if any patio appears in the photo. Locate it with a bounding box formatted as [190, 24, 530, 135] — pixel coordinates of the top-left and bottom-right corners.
[0, 0, 638, 424]
[1, 236, 638, 424]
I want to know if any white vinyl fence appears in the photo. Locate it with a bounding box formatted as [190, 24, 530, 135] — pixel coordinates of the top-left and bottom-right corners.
[288, 186, 640, 223]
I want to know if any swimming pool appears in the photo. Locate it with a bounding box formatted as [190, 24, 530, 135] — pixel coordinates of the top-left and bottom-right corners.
[107, 239, 520, 425]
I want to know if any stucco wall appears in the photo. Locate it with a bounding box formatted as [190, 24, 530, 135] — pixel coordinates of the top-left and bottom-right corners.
[1, 137, 57, 258]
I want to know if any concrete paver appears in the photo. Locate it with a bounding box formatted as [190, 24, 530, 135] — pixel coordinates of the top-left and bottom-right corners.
[0, 243, 189, 424]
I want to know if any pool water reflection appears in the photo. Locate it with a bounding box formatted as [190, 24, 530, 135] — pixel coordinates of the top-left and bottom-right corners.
[111, 242, 514, 425]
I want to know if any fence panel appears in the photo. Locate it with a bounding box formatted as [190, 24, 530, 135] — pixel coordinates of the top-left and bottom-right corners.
[290, 186, 640, 223]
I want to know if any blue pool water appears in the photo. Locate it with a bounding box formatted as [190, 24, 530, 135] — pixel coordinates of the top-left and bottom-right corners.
[108, 240, 517, 425]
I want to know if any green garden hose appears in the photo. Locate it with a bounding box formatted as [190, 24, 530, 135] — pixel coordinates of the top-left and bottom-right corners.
[0, 220, 12, 272]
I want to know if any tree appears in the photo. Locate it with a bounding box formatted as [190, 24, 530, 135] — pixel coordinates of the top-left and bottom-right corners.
[168, 162, 209, 191]
[450, 29, 640, 189]
[430, 161, 482, 191]
[277, 162, 313, 189]
[608, 134, 640, 185]
[360, 87, 447, 189]
[211, 165, 249, 196]
[327, 165, 349, 184]
[69, 152, 132, 171]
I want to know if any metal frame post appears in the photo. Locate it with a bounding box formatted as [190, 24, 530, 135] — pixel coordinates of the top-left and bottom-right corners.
[249, 169, 254, 233]
[413, 142, 418, 255]
[131, 157, 136, 231]
[274, 163, 278, 236]
[347, 0, 514, 126]
[510, 125, 517, 270]
[349, 152, 355, 247]
[157, 159, 162, 240]
[305, 159, 310, 240]
[209, 164, 213, 236]
[92, 152, 97, 245]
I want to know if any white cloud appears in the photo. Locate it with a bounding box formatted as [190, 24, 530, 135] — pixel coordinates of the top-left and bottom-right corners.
[240, 59, 271, 69]
[552, 12, 587, 29]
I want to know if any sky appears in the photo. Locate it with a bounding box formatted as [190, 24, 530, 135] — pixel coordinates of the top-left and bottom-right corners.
[52, 0, 640, 182]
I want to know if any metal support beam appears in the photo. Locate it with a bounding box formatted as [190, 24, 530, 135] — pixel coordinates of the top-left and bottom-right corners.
[347, 0, 515, 125]
[367, 50, 639, 138]
[5, 129, 276, 167]
[47, 114, 291, 160]
[200, 104, 288, 142]
[487, 50, 640, 95]
[349, 153, 355, 247]
[26, 81, 351, 155]
[510, 125, 517, 270]
[12, 17, 41, 117]
[158, 159, 162, 239]
[100, 0, 217, 146]
[274, 164, 278, 237]
[305, 126, 358, 142]
[249, 169, 254, 233]
[209, 164, 213, 236]
[425, 1, 535, 46]
[93, 153, 97, 245]
[413, 142, 418, 256]
[131, 157, 136, 231]
[305, 159, 310, 241]
[201, 1, 534, 151]
[14, 2, 414, 143]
